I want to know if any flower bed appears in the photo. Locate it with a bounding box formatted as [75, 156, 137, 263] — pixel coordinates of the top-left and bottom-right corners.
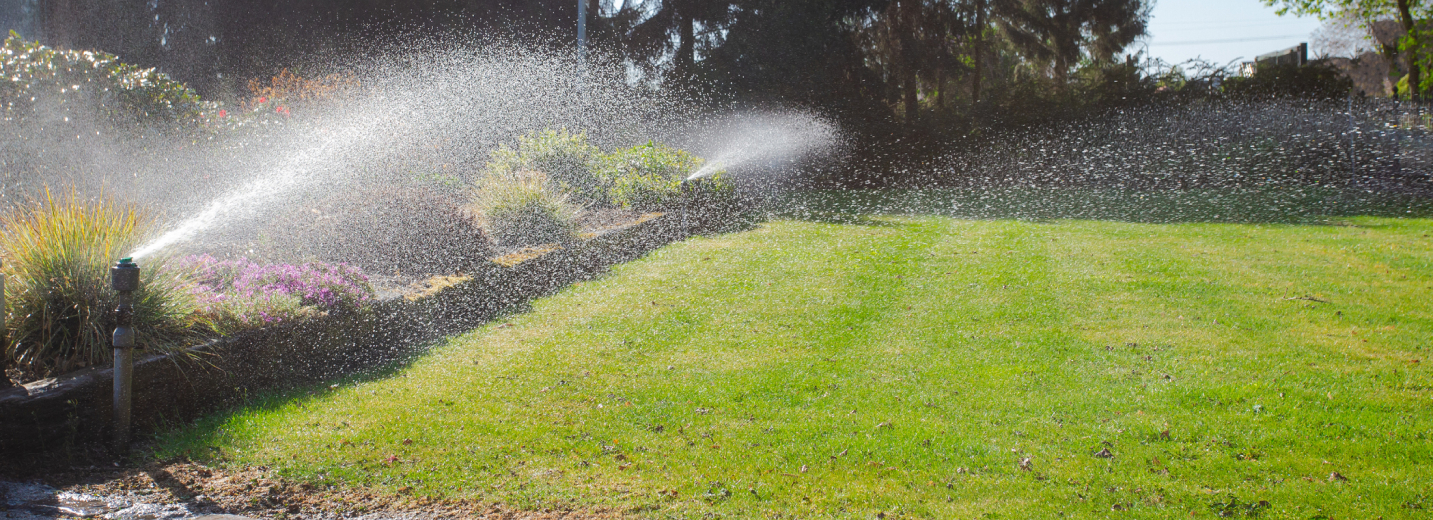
[178, 255, 373, 332]
[0, 211, 697, 455]
[3, 252, 375, 387]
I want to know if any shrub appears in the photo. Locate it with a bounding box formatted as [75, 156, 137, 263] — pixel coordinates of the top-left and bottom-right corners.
[0, 32, 210, 130]
[1, 190, 204, 378]
[595, 142, 733, 211]
[485, 129, 606, 205]
[247, 68, 359, 105]
[1222, 63, 1354, 101]
[469, 171, 582, 246]
[177, 256, 373, 332]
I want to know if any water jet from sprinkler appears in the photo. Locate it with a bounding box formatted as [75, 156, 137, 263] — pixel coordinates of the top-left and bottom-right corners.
[110, 257, 139, 455]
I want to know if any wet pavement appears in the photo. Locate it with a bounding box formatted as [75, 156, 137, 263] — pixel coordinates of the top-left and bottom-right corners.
[1, 461, 611, 520]
[0, 480, 492, 519]
[0, 480, 212, 520]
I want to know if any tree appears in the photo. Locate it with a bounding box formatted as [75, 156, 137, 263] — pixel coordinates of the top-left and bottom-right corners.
[1311, 10, 1379, 57]
[993, 0, 1149, 87]
[618, 0, 738, 82]
[972, 0, 989, 105]
[1264, 0, 1431, 98]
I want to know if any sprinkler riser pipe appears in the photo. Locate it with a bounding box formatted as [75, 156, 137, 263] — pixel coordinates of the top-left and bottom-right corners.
[112, 292, 135, 347]
[1, 260, 6, 345]
[110, 258, 139, 454]
[112, 346, 132, 451]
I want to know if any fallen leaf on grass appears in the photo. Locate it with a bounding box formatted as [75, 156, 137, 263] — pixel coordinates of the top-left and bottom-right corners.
[1094, 448, 1114, 458]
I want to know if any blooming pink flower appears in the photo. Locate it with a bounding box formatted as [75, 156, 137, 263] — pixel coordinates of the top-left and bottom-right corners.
[176, 255, 373, 328]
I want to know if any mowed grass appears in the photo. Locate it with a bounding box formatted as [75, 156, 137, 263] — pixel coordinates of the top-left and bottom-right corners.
[156, 212, 1433, 518]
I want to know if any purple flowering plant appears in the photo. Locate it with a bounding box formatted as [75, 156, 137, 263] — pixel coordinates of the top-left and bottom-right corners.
[175, 255, 374, 331]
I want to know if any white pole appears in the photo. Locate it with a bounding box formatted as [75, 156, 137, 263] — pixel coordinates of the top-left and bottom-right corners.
[577, 0, 587, 62]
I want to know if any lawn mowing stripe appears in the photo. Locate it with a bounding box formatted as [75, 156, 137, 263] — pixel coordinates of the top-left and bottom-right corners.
[152, 216, 1433, 519]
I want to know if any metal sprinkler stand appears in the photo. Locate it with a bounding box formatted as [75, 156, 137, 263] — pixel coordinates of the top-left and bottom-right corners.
[679, 179, 694, 232]
[111, 257, 139, 454]
[2, 260, 6, 348]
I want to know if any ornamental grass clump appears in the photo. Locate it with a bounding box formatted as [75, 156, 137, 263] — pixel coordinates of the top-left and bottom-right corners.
[470, 171, 582, 246]
[1, 190, 203, 378]
[177, 255, 373, 333]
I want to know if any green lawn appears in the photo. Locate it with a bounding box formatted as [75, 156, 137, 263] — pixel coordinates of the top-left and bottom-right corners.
[156, 197, 1433, 519]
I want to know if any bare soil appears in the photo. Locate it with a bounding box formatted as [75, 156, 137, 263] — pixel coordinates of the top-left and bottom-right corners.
[9, 462, 623, 519]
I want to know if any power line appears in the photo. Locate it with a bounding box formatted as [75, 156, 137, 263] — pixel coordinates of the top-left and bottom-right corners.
[1150, 34, 1309, 46]
[1154, 19, 1319, 28]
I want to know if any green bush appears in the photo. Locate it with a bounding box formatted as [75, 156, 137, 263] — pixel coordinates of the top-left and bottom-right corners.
[485, 129, 605, 205]
[1222, 63, 1354, 101]
[0, 32, 211, 130]
[469, 171, 582, 246]
[595, 142, 733, 211]
[1, 190, 205, 378]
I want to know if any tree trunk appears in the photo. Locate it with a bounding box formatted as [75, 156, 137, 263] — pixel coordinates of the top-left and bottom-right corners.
[897, 0, 920, 124]
[936, 60, 945, 109]
[972, 0, 986, 106]
[677, 4, 695, 77]
[1055, 55, 1069, 88]
[1397, 0, 1421, 99]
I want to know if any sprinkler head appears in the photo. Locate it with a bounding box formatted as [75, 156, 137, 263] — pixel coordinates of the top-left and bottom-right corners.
[111, 258, 140, 293]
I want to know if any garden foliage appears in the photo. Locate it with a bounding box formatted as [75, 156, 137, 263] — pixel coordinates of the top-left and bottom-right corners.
[595, 141, 730, 211]
[484, 129, 604, 205]
[470, 130, 733, 246]
[1222, 63, 1355, 101]
[0, 190, 204, 377]
[247, 68, 359, 105]
[0, 32, 210, 130]
[178, 255, 373, 332]
[470, 171, 582, 246]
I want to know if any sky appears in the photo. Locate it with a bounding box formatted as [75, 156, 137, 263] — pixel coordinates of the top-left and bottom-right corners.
[1140, 0, 1327, 68]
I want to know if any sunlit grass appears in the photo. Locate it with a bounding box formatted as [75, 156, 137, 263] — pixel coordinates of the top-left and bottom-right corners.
[155, 213, 1433, 518]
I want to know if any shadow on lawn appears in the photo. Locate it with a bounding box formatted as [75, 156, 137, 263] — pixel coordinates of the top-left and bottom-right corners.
[148, 299, 546, 463]
[771, 186, 1433, 226]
